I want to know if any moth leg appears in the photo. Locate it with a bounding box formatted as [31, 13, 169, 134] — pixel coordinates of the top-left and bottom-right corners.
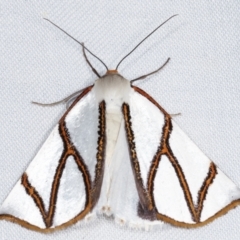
[82, 42, 101, 78]
[130, 58, 170, 83]
[32, 88, 85, 107]
[170, 113, 181, 117]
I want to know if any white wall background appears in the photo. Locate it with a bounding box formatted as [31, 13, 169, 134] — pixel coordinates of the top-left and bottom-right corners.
[1, 1, 240, 239]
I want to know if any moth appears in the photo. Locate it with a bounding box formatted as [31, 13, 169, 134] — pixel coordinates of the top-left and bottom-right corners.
[0, 15, 240, 233]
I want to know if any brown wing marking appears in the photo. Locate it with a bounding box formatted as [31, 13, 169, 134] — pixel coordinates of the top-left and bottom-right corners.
[148, 114, 218, 222]
[195, 162, 217, 221]
[21, 173, 46, 222]
[91, 101, 106, 208]
[132, 86, 170, 117]
[122, 103, 156, 220]
[1, 119, 92, 232]
[0, 86, 106, 232]
[24, 87, 93, 229]
[133, 86, 240, 227]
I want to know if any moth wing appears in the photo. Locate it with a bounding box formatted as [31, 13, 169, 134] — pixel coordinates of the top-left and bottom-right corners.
[0, 86, 101, 232]
[129, 86, 240, 227]
[96, 118, 163, 230]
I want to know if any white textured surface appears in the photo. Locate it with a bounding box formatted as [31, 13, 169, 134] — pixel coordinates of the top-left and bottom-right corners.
[1, 0, 240, 239]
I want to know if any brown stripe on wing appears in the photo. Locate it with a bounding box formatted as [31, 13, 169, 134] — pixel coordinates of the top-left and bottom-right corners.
[134, 86, 221, 225]
[147, 114, 198, 222]
[131, 86, 196, 220]
[21, 173, 48, 227]
[91, 101, 106, 208]
[147, 115, 170, 208]
[20, 86, 93, 229]
[195, 162, 217, 222]
[60, 85, 93, 121]
[132, 86, 170, 117]
[47, 121, 92, 227]
[122, 103, 156, 220]
[164, 116, 198, 222]
[148, 112, 219, 223]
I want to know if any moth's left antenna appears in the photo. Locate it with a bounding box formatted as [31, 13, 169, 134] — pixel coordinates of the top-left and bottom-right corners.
[43, 18, 108, 71]
[116, 14, 178, 70]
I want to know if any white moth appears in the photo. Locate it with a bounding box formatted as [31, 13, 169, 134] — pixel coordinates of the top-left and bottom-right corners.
[0, 15, 240, 233]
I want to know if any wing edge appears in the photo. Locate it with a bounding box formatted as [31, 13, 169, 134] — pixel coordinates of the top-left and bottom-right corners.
[0, 205, 91, 233]
[156, 199, 240, 228]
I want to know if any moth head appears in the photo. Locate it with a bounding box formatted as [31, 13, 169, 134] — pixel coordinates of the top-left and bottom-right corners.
[101, 69, 123, 78]
[106, 70, 118, 74]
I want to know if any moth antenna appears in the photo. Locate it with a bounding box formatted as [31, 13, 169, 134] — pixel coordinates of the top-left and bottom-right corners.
[82, 43, 101, 78]
[43, 18, 108, 71]
[115, 14, 178, 70]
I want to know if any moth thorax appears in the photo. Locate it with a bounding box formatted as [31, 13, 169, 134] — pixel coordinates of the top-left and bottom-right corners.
[94, 74, 131, 111]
